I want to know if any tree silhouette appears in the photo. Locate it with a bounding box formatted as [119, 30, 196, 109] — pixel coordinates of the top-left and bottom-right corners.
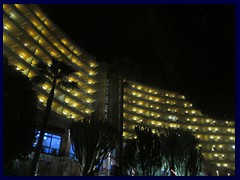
[123, 139, 139, 176]
[135, 126, 164, 176]
[3, 55, 38, 175]
[70, 117, 119, 176]
[161, 128, 203, 176]
[30, 58, 78, 176]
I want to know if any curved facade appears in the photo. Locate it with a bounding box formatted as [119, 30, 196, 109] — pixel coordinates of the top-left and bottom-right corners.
[3, 4, 98, 120]
[3, 4, 235, 175]
[122, 80, 235, 171]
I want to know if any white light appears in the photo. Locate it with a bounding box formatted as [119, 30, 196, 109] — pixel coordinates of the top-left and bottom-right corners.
[4, 26, 8, 30]
[232, 145, 235, 149]
[216, 170, 219, 176]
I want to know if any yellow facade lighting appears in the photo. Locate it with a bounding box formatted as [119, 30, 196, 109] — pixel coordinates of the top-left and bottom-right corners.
[86, 99, 92, 103]
[90, 62, 97, 68]
[89, 71, 95, 76]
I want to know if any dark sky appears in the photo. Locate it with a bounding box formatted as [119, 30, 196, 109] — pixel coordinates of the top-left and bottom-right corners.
[39, 4, 235, 120]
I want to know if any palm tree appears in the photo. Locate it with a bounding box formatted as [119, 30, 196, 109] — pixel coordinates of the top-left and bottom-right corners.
[161, 128, 201, 176]
[108, 57, 139, 176]
[123, 139, 138, 176]
[30, 58, 78, 176]
[70, 116, 119, 176]
[135, 126, 164, 176]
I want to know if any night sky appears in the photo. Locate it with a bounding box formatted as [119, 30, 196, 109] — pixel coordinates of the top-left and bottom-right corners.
[39, 4, 235, 120]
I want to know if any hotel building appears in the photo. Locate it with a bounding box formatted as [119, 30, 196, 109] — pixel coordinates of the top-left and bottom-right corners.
[3, 4, 235, 176]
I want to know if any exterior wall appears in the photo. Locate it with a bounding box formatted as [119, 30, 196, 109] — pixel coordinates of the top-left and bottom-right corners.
[92, 63, 108, 120]
[3, 4, 98, 121]
[3, 3, 235, 176]
[122, 80, 235, 171]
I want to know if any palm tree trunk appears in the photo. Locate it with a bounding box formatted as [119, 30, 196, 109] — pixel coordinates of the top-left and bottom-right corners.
[30, 77, 57, 176]
[170, 154, 175, 176]
[119, 76, 124, 176]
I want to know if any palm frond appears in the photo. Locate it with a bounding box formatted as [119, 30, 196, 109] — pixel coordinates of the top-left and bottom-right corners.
[50, 57, 60, 75]
[58, 81, 78, 90]
[59, 61, 77, 77]
[35, 62, 49, 75]
[31, 74, 46, 85]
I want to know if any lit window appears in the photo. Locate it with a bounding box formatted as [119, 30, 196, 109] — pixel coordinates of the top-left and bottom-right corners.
[69, 143, 77, 160]
[34, 131, 61, 155]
